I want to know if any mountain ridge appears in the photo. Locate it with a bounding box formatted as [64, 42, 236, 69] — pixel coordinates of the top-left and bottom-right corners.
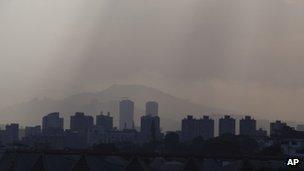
[0, 84, 228, 131]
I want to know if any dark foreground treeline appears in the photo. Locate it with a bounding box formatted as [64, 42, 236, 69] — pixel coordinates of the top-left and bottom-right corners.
[88, 134, 282, 157]
[0, 134, 302, 171]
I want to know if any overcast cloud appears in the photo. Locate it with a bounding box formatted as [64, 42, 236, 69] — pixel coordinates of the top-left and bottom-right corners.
[1, 0, 304, 121]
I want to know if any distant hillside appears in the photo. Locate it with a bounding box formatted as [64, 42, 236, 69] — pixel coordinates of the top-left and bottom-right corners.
[0, 84, 229, 131]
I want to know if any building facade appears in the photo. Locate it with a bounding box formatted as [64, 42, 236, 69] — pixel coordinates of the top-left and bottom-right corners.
[140, 115, 161, 142]
[239, 116, 256, 136]
[5, 123, 19, 143]
[219, 115, 235, 136]
[25, 126, 41, 137]
[119, 99, 134, 130]
[145, 101, 158, 117]
[70, 112, 94, 133]
[181, 115, 214, 142]
[96, 112, 113, 131]
[42, 112, 64, 136]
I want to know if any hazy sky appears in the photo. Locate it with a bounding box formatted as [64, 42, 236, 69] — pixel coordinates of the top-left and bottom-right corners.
[1, 0, 304, 121]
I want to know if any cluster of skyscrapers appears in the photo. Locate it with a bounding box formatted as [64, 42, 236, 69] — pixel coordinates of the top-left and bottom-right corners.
[0, 100, 161, 149]
[181, 115, 267, 142]
[1, 99, 304, 149]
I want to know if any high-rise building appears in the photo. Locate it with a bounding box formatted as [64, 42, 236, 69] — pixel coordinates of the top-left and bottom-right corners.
[96, 111, 113, 131]
[145, 101, 158, 116]
[197, 116, 214, 139]
[119, 99, 134, 130]
[70, 112, 94, 133]
[270, 120, 291, 137]
[140, 101, 161, 142]
[181, 115, 214, 142]
[42, 112, 64, 135]
[219, 115, 235, 136]
[269, 120, 304, 139]
[239, 116, 256, 136]
[181, 115, 196, 141]
[25, 126, 41, 137]
[5, 123, 19, 143]
[140, 115, 161, 142]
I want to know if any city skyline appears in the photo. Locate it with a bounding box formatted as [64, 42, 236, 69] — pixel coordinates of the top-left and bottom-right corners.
[0, 99, 301, 170]
[0, 100, 296, 136]
[0, 101, 300, 146]
[1, 0, 303, 169]
[1, 84, 303, 133]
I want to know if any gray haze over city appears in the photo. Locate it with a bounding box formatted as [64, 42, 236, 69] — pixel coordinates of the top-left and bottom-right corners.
[1, 0, 304, 127]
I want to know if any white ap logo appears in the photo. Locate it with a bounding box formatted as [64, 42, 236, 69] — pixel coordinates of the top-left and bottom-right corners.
[287, 159, 300, 166]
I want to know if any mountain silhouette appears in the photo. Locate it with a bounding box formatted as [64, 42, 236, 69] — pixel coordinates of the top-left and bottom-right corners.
[0, 84, 227, 131]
